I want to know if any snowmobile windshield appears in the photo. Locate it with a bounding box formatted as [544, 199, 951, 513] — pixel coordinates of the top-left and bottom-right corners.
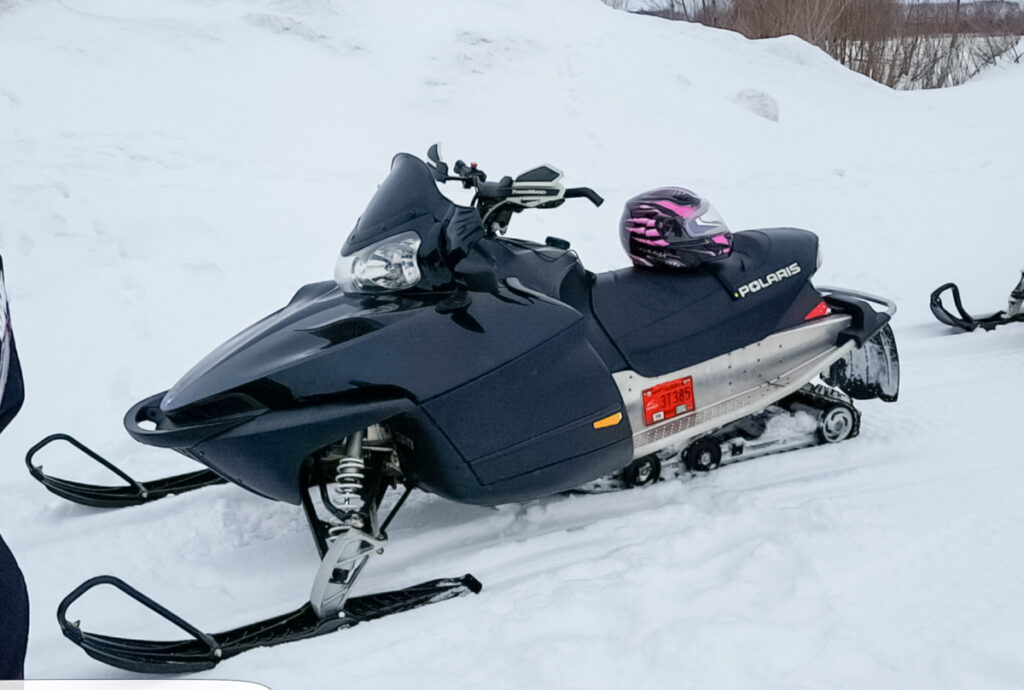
[342, 154, 457, 254]
[337, 154, 483, 294]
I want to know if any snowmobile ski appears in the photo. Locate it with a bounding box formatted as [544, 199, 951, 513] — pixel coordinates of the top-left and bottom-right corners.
[930, 269, 1024, 332]
[26, 433, 224, 508]
[58, 573, 481, 674]
[55, 427, 479, 673]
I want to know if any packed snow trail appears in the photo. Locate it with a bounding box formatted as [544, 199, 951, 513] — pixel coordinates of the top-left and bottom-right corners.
[1, 1, 1023, 688]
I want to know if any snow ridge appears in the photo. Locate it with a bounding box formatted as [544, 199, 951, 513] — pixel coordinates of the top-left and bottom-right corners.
[1, 1, 1023, 688]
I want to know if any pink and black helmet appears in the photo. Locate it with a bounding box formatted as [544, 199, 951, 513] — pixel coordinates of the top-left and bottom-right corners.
[620, 187, 733, 269]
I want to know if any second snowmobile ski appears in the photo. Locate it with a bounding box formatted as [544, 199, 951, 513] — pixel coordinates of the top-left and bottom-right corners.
[931, 268, 1024, 331]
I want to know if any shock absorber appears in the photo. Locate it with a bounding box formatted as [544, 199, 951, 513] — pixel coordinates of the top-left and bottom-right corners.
[308, 429, 389, 618]
[331, 432, 365, 514]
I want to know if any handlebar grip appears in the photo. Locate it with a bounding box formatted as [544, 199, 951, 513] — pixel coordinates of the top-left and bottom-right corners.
[565, 187, 604, 207]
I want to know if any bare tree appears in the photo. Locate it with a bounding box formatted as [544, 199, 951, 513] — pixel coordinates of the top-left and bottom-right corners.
[621, 0, 1024, 89]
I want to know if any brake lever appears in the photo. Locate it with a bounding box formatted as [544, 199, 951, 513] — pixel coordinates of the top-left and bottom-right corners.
[454, 160, 487, 189]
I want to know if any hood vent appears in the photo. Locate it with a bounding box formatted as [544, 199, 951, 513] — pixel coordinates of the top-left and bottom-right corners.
[307, 317, 382, 346]
[165, 392, 263, 424]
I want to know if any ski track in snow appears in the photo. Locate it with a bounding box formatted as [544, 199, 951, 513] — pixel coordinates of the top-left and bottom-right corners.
[2, 0, 1024, 688]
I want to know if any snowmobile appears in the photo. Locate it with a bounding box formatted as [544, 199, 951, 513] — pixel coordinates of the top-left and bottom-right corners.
[930, 268, 1024, 331]
[0, 254, 29, 682]
[0, 254, 24, 432]
[0, 255, 25, 434]
[31, 147, 900, 673]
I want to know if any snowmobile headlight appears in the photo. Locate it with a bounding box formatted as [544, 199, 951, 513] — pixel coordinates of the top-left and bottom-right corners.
[335, 231, 422, 293]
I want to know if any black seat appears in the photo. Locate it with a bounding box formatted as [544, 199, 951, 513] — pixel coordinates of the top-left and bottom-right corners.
[591, 228, 823, 377]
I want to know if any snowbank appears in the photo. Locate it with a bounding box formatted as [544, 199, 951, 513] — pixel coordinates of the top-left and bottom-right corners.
[1, 1, 1022, 688]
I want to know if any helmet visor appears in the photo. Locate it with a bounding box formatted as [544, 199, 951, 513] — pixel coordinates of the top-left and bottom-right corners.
[682, 200, 730, 238]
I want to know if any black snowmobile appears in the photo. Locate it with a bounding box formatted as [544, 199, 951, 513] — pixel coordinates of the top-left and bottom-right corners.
[0, 255, 24, 435]
[32, 147, 899, 673]
[930, 268, 1024, 331]
[0, 255, 29, 682]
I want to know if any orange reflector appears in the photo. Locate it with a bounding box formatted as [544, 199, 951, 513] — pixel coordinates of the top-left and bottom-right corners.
[593, 412, 623, 429]
[804, 301, 831, 320]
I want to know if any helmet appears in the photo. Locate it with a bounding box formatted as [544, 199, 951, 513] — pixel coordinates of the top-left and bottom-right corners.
[620, 187, 732, 269]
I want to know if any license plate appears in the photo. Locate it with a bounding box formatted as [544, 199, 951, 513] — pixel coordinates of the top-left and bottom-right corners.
[642, 376, 695, 426]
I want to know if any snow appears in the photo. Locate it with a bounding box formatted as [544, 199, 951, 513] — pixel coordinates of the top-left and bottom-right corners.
[2, 0, 1024, 687]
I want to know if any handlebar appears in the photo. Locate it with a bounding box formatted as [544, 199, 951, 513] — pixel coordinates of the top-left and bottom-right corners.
[430, 147, 605, 235]
[564, 187, 604, 207]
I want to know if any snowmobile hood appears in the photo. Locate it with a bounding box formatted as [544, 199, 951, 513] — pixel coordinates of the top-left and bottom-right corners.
[160, 278, 585, 415]
[160, 282, 404, 413]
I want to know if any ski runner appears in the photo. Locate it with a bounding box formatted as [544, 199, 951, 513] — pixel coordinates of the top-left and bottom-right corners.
[931, 267, 1024, 331]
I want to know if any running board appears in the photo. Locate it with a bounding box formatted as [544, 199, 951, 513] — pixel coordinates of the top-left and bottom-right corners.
[58, 574, 481, 674]
[574, 383, 860, 493]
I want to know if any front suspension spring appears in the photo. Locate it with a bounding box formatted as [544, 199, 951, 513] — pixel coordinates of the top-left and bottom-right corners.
[319, 432, 367, 532]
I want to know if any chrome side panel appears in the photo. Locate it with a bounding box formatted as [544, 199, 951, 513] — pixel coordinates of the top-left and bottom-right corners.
[614, 314, 856, 459]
